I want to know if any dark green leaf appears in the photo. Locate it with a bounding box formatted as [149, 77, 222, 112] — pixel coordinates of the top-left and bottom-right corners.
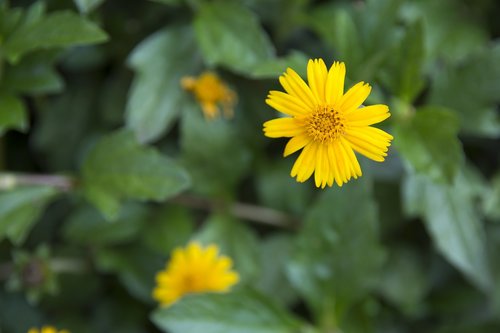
[2, 50, 63, 94]
[63, 203, 148, 246]
[4, 11, 108, 63]
[0, 186, 58, 245]
[82, 130, 191, 220]
[180, 109, 251, 196]
[0, 93, 27, 135]
[394, 105, 464, 183]
[194, 0, 275, 74]
[151, 289, 303, 333]
[126, 26, 201, 143]
[403, 171, 493, 292]
[141, 205, 195, 255]
[195, 214, 259, 281]
[95, 245, 164, 303]
[287, 178, 384, 322]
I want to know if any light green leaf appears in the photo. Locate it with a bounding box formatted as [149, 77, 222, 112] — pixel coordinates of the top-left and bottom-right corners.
[483, 172, 500, 222]
[126, 26, 201, 143]
[287, 178, 384, 323]
[394, 105, 464, 183]
[73, 0, 106, 13]
[0, 93, 27, 135]
[245, 51, 308, 79]
[194, 0, 275, 74]
[195, 214, 260, 282]
[0, 186, 58, 245]
[380, 20, 425, 102]
[151, 289, 303, 333]
[4, 11, 108, 63]
[82, 129, 191, 220]
[403, 171, 493, 292]
[429, 42, 500, 137]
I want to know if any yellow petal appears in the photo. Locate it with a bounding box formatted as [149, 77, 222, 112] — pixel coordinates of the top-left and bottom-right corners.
[291, 142, 317, 182]
[279, 68, 317, 109]
[266, 90, 310, 116]
[346, 104, 391, 126]
[344, 129, 391, 162]
[325, 61, 346, 107]
[339, 82, 371, 113]
[284, 134, 311, 157]
[327, 144, 343, 186]
[307, 59, 327, 103]
[263, 118, 304, 138]
[340, 137, 362, 178]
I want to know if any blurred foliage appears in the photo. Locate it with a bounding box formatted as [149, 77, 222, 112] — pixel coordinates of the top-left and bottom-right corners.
[0, 0, 500, 332]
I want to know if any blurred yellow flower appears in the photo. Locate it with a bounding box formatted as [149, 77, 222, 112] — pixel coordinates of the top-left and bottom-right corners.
[152, 242, 239, 307]
[181, 72, 237, 120]
[263, 59, 393, 188]
[28, 326, 69, 333]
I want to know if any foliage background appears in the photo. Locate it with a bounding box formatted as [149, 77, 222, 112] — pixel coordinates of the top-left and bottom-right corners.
[1, 0, 500, 332]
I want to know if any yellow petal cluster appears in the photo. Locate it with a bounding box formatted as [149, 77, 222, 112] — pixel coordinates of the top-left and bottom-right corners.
[181, 72, 237, 120]
[263, 59, 393, 188]
[28, 326, 69, 333]
[152, 242, 239, 307]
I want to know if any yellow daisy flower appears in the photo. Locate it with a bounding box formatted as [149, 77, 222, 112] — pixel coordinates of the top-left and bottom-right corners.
[27, 326, 69, 333]
[152, 242, 239, 307]
[263, 59, 393, 188]
[181, 71, 237, 120]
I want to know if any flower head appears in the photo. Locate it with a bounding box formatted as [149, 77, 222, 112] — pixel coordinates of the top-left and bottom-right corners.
[28, 326, 69, 333]
[181, 72, 237, 120]
[152, 242, 239, 307]
[263, 59, 393, 188]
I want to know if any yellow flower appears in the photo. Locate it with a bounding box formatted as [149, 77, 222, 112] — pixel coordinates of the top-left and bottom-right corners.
[27, 326, 69, 333]
[152, 242, 239, 307]
[263, 59, 393, 188]
[181, 72, 237, 120]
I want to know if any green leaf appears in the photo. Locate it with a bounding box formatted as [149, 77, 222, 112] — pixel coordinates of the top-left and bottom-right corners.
[141, 205, 195, 255]
[194, 0, 275, 74]
[0, 186, 58, 245]
[287, 178, 384, 323]
[403, 171, 493, 292]
[255, 235, 297, 306]
[4, 11, 108, 63]
[63, 203, 147, 246]
[0, 93, 27, 135]
[180, 109, 251, 196]
[73, 0, 106, 13]
[245, 51, 308, 79]
[380, 20, 425, 102]
[429, 42, 500, 137]
[483, 172, 500, 222]
[82, 129, 191, 220]
[126, 26, 201, 143]
[195, 214, 260, 282]
[394, 105, 464, 183]
[151, 289, 303, 333]
[2, 50, 64, 94]
[95, 245, 164, 303]
[151, 0, 183, 5]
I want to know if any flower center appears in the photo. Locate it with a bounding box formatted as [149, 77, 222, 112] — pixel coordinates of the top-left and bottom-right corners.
[306, 105, 345, 142]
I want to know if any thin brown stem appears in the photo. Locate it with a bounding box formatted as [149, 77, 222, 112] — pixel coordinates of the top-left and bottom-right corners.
[172, 193, 299, 229]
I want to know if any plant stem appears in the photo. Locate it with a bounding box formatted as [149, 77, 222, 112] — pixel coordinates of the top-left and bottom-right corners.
[172, 193, 299, 229]
[0, 173, 76, 191]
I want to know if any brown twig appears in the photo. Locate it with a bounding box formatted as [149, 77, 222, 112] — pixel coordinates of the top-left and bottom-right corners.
[172, 193, 299, 228]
